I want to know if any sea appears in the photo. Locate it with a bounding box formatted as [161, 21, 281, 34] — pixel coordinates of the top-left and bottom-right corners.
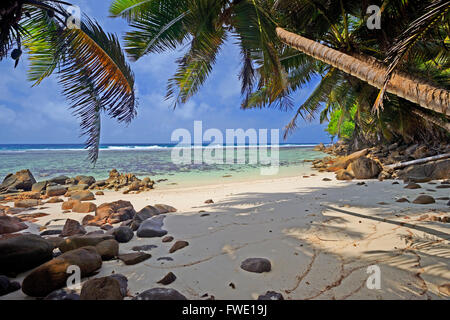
[0, 144, 327, 189]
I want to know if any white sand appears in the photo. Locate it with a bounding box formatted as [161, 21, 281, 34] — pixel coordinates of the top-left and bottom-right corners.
[2, 172, 449, 300]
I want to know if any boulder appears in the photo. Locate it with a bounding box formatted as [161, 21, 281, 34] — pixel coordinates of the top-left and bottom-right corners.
[108, 226, 134, 243]
[154, 204, 177, 214]
[95, 239, 119, 260]
[75, 176, 96, 186]
[162, 236, 174, 243]
[169, 240, 189, 253]
[22, 246, 102, 297]
[133, 288, 187, 300]
[347, 157, 381, 179]
[136, 215, 167, 238]
[14, 199, 40, 208]
[132, 244, 157, 252]
[398, 159, 450, 181]
[46, 185, 68, 197]
[46, 197, 63, 204]
[0, 170, 36, 192]
[404, 182, 421, 189]
[335, 169, 354, 181]
[72, 202, 97, 213]
[70, 190, 95, 201]
[118, 252, 151, 265]
[240, 258, 271, 273]
[130, 206, 159, 230]
[0, 216, 28, 235]
[80, 276, 123, 300]
[62, 200, 81, 210]
[32, 181, 47, 193]
[58, 234, 114, 253]
[49, 175, 70, 185]
[110, 274, 128, 297]
[0, 234, 54, 275]
[327, 149, 369, 172]
[412, 195, 436, 205]
[60, 219, 86, 237]
[0, 275, 21, 296]
[67, 184, 88, 192]
[95, 200, 135, 224]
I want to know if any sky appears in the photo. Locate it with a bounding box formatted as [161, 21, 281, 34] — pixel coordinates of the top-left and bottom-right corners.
[0, 0, 330, 145]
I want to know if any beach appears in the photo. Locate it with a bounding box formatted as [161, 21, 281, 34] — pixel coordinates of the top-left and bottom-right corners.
[1, 170, 449, 300]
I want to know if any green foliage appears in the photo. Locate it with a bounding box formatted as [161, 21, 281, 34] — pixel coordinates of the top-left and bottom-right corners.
[325, 105, 356, 140]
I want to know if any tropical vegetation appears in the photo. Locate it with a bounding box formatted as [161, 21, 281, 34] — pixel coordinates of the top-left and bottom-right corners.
[110, 0, 449, 149]
[0, 0, 137, 162]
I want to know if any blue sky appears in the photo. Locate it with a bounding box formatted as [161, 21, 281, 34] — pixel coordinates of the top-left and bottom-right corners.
[0, 0, 330, 145]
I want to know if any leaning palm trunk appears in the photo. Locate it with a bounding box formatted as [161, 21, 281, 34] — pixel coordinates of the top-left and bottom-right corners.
[276, 27, 450, 118]
[411, 109, 450, 132]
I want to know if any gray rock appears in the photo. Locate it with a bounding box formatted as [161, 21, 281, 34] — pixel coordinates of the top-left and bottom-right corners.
[257, 291, 284, 300]
[118, 252, 151, 265]
[31, 181, 47, 193]
[49, 175, 70, 185]
[412, 195, 436, 204]
[44, 289, 80, 300]
[1, 170, 36, 192]
[110, 274, 128, 297]
[240, 258, 272, 273]
[136, 215, 168, 238]
[132, 245, 157, 251]
[109, 226, 134, 243]
[133, 288, 187, 300]
[46, 185, 68, 197]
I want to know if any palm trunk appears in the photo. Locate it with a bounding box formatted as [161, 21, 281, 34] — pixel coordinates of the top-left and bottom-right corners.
[276, 27, 450, 118]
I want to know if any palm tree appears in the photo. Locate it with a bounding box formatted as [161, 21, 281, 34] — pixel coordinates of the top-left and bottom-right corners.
[1, 0, 137, 162]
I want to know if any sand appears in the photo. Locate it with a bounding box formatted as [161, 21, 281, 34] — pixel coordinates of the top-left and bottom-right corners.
[1, 172, 449, 300]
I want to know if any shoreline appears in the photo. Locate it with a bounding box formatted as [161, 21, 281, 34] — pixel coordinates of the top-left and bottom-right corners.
[1, 169, 449, 300]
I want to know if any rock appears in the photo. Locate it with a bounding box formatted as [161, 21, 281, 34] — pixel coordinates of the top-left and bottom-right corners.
[40, 229, 62, 236]
[32, 181, 47, 193]
[1, 170, 36, 192]
[398, 159, 450, 181]
[412, 195, 436, 204]
[58, 234, 114, 253]
[0, 234, 54, 275]
[347, 156, 381, 179]
[404, 182, 421, 189]
[396, 198, 410, 203]
[80, 276, 123, 300]
[240, 258, 271, 273]
[169, 240, 189, 253]
[436, 185, 450, 189]
[14, 199, 40, 208]
[22, 246, 102, 297]
[442, 216, 450, 223]
[61, 200, 81, 210]
[204, 199, 214, 204]
[75, 176, 96, 186]
[162, 236, 174, 243]
[257, 291, 284, 300]
[95, 191, 104, 196]
[118, 252, 151, 265]
[110, 274, 128, 297]
[136, 215, 167, 238]
[157, 257, 173, 262]
[95, 200, 135, 224]
[132, 245, 157, 251]
[101, 224, 113, 231]
[49, 175, 70, 185]
[157, 272, 176, 285]
[72, 202, 97, 213]
[327, 149, 369, 172]
[133, 288, 187, 300]
[322, 178, 332, 181]
[335, 169, 354, 180]
[46, 197, 63, 203]
[46, 185, 68, 197]
[314, 143, 325, 151]
[67, 184, 88, 192]
[0, 216, 28, 235]
[438, 283, 450, 296]
[130, 206, 159, 230]
[0, 275, 21, 296]
[108, 226, 134, 243]
[44, 289, 80, 300]
[154, 204, 177, 214]
[61, 219, 86, 237]
[95, 239, 119, 260]
[81, 214, 95, 225]
[70, 190, 95, 201]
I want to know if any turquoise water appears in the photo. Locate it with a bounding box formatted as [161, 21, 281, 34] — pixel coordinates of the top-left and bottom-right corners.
[0, 144, 326, 189]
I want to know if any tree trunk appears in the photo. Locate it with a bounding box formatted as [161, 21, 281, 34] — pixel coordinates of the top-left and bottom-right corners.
[276, 27, 450, 118]
[385, 153, 450, 170]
